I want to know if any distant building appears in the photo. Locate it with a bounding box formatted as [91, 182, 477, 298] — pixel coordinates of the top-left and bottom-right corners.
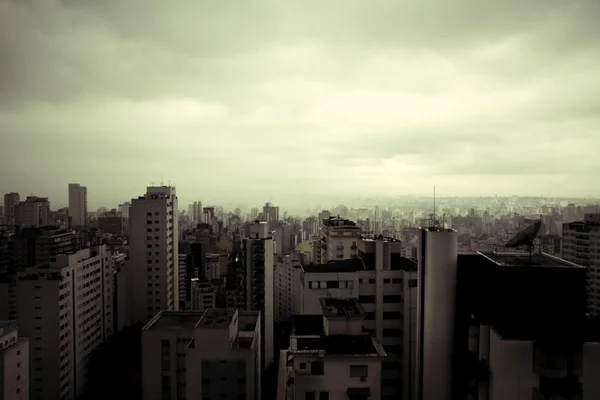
[190, 278, 217, 312]
[314, 217, 361, 264]
[3, 192, 20, 224]
[141, 309, 261, 400]
[15, 197, 50, 228]
[274, 255, 303, 322]
[0, 320, 29, 400]
[68, 183, 87, 228]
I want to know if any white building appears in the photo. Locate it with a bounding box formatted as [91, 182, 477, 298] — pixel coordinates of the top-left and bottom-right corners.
[141, 309, 261, 400]
[128, 186, 179, 324]
[301, 237, 418, 400]
[67, 183, 87, 228]
[278, 298, 386, 400]
[315, 217, 362, 264]
[274, 255, 303, 323]
[243, 221, 275, 371]
[0, 321, 29, 400]
[562, 213, 600, 316]
[190, 279, 217, 312]
[16, 245, 114, 400]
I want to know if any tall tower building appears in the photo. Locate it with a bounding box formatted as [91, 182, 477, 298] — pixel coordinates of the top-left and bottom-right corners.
[416, 227, 458, 400]
[242, 221, 274, 372]
[3, 192, 20, 224]
[68, 184, 87, 228]
[128, 186, 179, 324]
[262, 203, 279, 231]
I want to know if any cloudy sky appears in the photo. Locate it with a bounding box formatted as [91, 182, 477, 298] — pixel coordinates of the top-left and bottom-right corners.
[1, 0, 600, 209]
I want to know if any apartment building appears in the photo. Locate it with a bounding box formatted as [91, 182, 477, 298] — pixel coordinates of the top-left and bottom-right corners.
[314, 217, 362, 264]
[141, 309, 261, 400]
[14, 197, 50, 228]
[562, 213, 600, 316]
[242, 221, 274, 370]
[16, 245, 113, 400]
[277, 298, 386, 400]
[3, 192, 20, 224]
[128, 186, 179, 324]
[190, 278, 217, 312]
[274, 255, 303, 323]
[301, 236, 418, 400]
[0, 321, 29, 400]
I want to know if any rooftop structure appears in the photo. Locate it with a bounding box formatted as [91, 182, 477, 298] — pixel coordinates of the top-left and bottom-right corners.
[302, 257, 365, 274]
[197, 308, 237, 328]
[319, 298, 365, 318]
[145, 311, 205, 331]
[322, 216, 357, 227]
[480, 251, 584, 269]
[290, 334, 386, 357]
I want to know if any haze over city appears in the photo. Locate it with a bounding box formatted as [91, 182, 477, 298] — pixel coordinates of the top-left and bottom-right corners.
[2, 0, 600, 208]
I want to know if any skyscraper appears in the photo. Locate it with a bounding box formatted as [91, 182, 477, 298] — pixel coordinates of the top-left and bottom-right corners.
[128, 186, 179, 324]
[68, 183, 87, 228]
[3, 192, 20, 224]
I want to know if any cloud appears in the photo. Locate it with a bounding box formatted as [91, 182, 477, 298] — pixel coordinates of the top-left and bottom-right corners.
[1, 0, 600, 208]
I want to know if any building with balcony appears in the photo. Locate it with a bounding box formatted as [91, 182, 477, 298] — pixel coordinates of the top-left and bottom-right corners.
[141, 309, 261, 400]
[315, 217, 362, 264]
[277, 298, 386, 400]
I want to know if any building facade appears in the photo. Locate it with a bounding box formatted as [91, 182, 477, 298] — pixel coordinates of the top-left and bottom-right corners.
[68, 184, 87, 228]
[0, 320, 29, 400]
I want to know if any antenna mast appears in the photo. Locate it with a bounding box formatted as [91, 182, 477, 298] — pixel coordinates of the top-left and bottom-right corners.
[433, 185, 436, 227]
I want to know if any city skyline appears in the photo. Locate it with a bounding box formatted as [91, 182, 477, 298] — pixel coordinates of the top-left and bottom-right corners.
[2, 0, 600, 205]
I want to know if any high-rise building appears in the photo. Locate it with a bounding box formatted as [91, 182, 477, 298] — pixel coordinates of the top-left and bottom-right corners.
[262, 203, 279, 231]
[141, 309, 261, 400]
[3, 192, 20, 224]
[0, 320, 29, 400]
[16, 245, 114, 400]
[300, 236, 419, 400]
[242, 221, 274, 372]
[14, 197, 50, 228]
[274, 255, 303, 322]
[68, 184, 87, 228]
[128, 186, 179, 324]
[10, 226, 81, 271]
[562, 213, 600, 316]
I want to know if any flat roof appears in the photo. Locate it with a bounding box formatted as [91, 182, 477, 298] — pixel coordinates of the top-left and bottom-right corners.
[479, 252, 584, 269]
[197, 308, 236, 328]
[302, 257, 365, 274]
[144, 311, 205, 331]
[290, 335, 386, 357]
[0, 321, 17, 334]
[292, 315, 325, 336]
[237, 311, 259, 332]
[320, 298, 365, 318]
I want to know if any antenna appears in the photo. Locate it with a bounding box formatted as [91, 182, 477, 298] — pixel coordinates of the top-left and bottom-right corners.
[160, 175, 164, 186]
[433, 185, 436, 227]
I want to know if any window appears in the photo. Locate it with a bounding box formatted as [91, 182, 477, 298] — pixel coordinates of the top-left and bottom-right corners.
[392, 278, 402, 284]
[408, 279, 418, 288]
[365, 312, 375, 320]
[299, 362, 307, 369]
[310, 361, 324, 375]
[384, 278, 390, 284]
[319, 392, 329, 400]
[383, 328, 402, 336]
[349, 365, 368, 377]
[358, 295, 375, 304]
[383, 295, 402, 303]
[326, 281, 339, 289]
[383, 311, 402, 319]
[368, 279, 376, 284]
[305, 392, 316, 400]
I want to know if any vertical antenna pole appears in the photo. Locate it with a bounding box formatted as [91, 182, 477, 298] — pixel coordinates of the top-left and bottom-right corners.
[433, 185, 436, 227]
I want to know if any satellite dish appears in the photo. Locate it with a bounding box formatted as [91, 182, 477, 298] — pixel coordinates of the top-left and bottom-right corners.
[504, 219, 542, 265]
[505, 220, 542, 248]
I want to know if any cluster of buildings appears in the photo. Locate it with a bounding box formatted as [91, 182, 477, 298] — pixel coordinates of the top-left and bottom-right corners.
[1, 185, 600, 400]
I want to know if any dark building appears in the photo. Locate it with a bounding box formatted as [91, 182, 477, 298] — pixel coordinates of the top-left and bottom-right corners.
[9, 226, 81, 270]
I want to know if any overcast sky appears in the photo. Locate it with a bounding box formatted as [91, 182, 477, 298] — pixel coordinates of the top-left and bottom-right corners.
[1, 0, 600, 209]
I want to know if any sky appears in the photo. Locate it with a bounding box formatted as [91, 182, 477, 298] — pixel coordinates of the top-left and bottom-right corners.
[1, 0, 600, 209]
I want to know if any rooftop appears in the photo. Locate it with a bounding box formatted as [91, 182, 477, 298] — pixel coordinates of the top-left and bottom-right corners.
[197, 308, 237, 328]
[479, 251, 584, 269]
[0, 320, 18, 335]
[290, 335, 386, 357]
[144, 311, 205, 331]
[237, 310, 260, 332]
[302, 257, 365, 274]
[361, 234, 399, 242]
[323, 216, 358, 228]
[320, 298, 365, 318]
